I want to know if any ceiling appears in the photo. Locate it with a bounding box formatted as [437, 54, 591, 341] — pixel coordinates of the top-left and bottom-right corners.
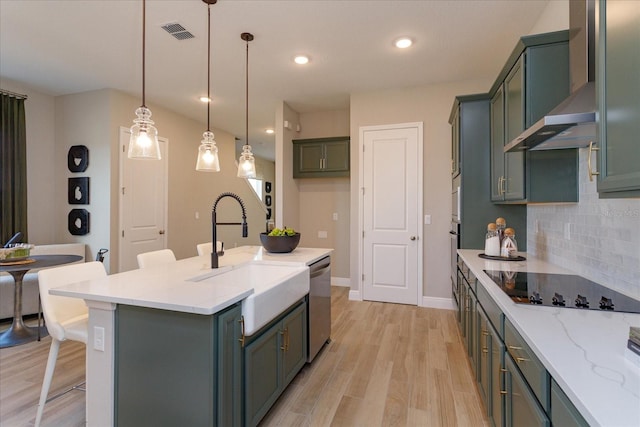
[0, 0, 551, 161]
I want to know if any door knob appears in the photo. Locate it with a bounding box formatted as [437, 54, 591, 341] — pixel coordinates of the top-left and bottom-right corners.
[159, 230, 165, 235]
[410, 236, 417, 241]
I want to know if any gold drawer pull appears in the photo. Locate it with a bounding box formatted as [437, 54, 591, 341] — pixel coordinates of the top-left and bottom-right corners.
[500, 390, 508, 395]
[515, 357, 530, 363]
[481, 329, 489, 336]
[508, 345, 523, 351]
[238, 316, 246, 348]
[482, 347, 489, 354]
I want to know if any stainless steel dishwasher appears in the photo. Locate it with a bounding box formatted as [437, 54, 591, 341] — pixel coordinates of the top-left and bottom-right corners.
[307, 256, 331, 362]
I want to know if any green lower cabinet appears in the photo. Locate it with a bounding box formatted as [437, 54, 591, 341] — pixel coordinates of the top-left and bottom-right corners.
[217, 305, 243, 427]
[489, 321, 505, 427]
[504, 353, 550, 427]
[244, 300, 307, 427]
[115, 303, 242, 427]
[550, 379, 588, 427]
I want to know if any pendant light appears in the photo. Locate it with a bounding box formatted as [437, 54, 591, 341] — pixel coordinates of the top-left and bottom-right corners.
[237, 32, 257, 178]
[128, 0, 161, 160]
[196, 0, 220, 172]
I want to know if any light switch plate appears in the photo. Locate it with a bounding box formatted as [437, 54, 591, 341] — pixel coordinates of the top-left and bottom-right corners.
[318, 231, 328, 238]
[94, 326, 105, 352]
[424, 214, 431, 225]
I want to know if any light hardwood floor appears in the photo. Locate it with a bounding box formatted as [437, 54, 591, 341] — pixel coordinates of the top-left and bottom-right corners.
[0, 287, 488, 427]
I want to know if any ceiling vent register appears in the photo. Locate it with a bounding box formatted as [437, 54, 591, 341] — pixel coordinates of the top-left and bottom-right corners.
[161, 22, 194, 40]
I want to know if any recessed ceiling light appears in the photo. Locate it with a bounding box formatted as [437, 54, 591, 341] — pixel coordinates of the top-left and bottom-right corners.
[394, 37, 413, 49]
[199, 96, 211, 103]
[265, 129, 275, 134]
[294, 55, 309, 65]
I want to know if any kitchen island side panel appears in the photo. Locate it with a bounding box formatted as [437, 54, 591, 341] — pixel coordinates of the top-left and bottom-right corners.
[115, 305, 218, 427]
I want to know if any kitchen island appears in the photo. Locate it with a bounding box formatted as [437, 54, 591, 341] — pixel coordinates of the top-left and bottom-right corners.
[50, 246, 332, 427]
[458, 249, 640, 427]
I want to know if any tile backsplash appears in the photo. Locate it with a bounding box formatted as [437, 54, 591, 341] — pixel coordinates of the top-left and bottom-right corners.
[527, 148, 640, 300]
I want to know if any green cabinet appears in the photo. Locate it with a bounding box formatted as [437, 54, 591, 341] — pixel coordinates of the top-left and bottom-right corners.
[455, 255, 589, 427]
[451, 106, 461, 177]
[244, 299, 307, 427]
[490, 31, 579, 203]
[293, 136, 349, 178]
[504, 355, 550, 427]
[596, 0, 640, 197]
[115, 303, 242, 427]
[450, 95, 526, 250]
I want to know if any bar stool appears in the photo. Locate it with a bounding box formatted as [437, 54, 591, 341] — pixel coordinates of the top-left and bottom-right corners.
[136, 249, 176, 268]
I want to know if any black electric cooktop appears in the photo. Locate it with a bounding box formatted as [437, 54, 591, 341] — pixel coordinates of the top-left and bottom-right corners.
[483, 270, 640, 314]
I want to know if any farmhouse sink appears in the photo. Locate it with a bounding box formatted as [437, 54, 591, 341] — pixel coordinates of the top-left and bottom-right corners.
[196, 262, 309, 335]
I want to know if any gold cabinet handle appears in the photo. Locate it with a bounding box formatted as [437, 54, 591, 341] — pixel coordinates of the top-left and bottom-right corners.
[238, 316, 245, 348]
[588, 141, 600, 182]
[286, 327, 290, 351]
[481, 329, 489, 336]
[508, 345, 523, 351]
[500, 390, 508, 395]
[482, 347, 488, 354]
[515, 357, 530, 363]
[280, 329, 286, 351]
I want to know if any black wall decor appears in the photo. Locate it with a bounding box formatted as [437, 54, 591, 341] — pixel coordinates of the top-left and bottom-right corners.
[68, 177, 90, 204]
[68, 209, 90, 235]
[67, 145, 89, 172]
[265, 195, 272, 206]
[265, 181, 271, 193]
[266, 208, 272, 220]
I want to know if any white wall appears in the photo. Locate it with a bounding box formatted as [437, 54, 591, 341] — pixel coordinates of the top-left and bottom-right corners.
[350, 78, 492, 300]
[296, 109, 350, 279]
[528, 0, 569, 35]
[275, 101, 301, 231]
[55, 90, 112, 266]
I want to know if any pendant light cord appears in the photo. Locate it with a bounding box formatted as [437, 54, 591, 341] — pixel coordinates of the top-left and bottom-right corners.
[207, 4, 211, 131]
[245, 37, 249, 148]
[142, 0, 146, 108]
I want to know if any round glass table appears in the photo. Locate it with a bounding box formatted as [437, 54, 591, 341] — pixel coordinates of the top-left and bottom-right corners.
[0, 254, 83, 348]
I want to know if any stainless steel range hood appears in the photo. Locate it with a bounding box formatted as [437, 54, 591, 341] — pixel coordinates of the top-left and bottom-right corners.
[505, 0, 596, 152]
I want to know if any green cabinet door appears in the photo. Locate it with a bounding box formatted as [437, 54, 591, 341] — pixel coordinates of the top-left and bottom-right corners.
[597, 0, 640, 197]
[504, 355, 550, 427]
[244, 299, 308, 427]
[452, 106, 461, 177]
[281, 302, 307, 388]
[297, 142, 325, 174]
[217, 305, 242, 427]
[489, 320, 505, 427]
[504, 57, 526, 201]
[550, 379, 589, 427]
[293, 137, 350, 178]
[244, 320, 282, 427]
[477, 308, 491, 412]
[491, 87, 506, 201]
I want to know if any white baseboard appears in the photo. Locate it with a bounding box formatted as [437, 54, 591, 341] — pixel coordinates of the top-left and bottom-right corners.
[348, 289, 362, 301]
[331, 277, 350, 287]
[421, 295, 456, 311]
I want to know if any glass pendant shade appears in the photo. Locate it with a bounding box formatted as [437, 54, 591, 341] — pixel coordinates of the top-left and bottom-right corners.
[237, 144, 256, 178]
[128, 106, 161, 159]
[196, 131, 220, 171]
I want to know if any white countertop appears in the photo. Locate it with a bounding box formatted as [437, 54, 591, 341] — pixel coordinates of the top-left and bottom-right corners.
[51, 246, 332, 315]
[458, 249, 640, 427]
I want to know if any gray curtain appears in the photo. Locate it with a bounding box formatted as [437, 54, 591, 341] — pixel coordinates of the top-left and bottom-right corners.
[0, 94, 28, 244]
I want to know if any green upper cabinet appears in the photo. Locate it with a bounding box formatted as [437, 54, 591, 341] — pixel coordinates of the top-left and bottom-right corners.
[596, 0, 640, 198]
[490, 31, 579, 203]
[451, 107, 461, 177]
[293, 136, 350, 178]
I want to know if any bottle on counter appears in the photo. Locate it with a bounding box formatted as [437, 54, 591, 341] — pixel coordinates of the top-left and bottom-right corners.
[484, 223, 500, 257]
[500, 227, 518, 258]
[496, 217, 506, 246]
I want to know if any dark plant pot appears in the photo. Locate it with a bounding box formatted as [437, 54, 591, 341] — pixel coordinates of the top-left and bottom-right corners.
[259, 232, 301, 253]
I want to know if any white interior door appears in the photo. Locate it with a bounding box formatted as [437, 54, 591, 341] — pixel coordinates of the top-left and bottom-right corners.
[361, 123, 422, 305]
[119, 127, 168, 272]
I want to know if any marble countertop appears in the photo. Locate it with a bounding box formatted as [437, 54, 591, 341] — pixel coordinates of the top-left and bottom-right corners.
[458, 249, 640, 427]
[50, 246, 332, 316]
